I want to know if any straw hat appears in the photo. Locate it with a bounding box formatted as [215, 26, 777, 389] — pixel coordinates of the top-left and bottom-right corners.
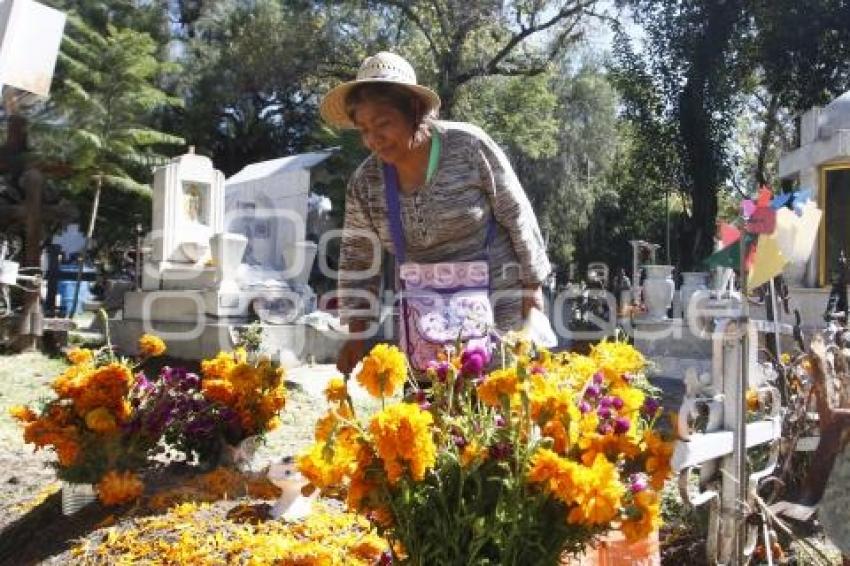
[319, 52, 441, 129]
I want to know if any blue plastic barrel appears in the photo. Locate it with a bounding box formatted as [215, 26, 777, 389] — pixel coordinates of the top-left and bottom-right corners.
[55, 263, 96, 315]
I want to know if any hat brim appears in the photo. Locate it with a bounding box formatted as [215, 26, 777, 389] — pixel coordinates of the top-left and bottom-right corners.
[319, 78, 441, 129]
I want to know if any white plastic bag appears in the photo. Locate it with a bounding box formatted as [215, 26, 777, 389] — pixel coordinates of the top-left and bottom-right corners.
[522, 307, 557, 348]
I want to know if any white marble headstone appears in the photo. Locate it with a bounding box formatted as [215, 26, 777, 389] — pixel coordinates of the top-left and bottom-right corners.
[150, 151, 225, 265]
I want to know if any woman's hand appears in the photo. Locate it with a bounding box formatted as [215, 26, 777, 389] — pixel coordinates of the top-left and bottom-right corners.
[336, 318, 370, 375]
[522, 284, 545, 319]
[337, 338, 367, 375]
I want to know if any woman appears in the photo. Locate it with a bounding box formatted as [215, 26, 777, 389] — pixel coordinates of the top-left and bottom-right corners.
[321, 52, 551, 374]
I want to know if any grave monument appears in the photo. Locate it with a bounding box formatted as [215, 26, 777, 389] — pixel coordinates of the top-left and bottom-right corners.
[112, 149, 344, 363]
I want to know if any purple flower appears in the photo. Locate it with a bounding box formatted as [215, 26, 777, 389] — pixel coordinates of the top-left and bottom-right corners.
[629, 473, 648, 493]
[135, 372, 153, 392]
[611, 396, 624, 410]
[427, 361, 451, 383]
[585, 384, 601, 398]
[613, 416, 631, 434]
[597, 406, 612, 420]
[186, 417, 216, 436]
[598, 396, 613, 408]
[531, 365, 545, 375]
[598, 423, 614, 435]
[488, 440, 514, 460]
[593, 372, 604, 385]
[452, 435, 468, 449]
[494, 414, 506, 428]
[463, 340, 491, 364]
[378, 551, 393, 565]
[643, 398, 661, 416]
[579, 401, 592, 414]
[461, 342, 490, 376]
[461, 352, 485, 375]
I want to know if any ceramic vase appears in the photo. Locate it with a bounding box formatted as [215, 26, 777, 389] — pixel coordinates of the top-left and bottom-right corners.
[642, 265, 675, 321]
[679, 272, 710, 319]
[61, 481, 96, 516]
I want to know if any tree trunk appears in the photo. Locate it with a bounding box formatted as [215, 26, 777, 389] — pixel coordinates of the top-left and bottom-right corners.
[69, 176, 101, 318]
[755, 93, 781, 187]
[16, 169, 45, 351]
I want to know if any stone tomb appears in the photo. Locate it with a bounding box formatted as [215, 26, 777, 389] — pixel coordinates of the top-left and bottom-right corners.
[113, 150, 345, 363]
[775, 90, 850, 329]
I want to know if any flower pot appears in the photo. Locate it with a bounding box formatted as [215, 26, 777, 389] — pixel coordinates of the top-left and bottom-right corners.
[561, 531, 660, 566]
[220, 436, 261, 472]
[641, 265, 675, 321]
[61, 481, 96, 516]
[679, 271, 710, 319]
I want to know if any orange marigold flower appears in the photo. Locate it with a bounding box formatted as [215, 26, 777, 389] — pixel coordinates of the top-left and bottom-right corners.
[324, 376, 348, 403]
[566, 454, 625, 526]
[476, 368, 519, 407]
[356, 344, 408, 398]
[746, 388, 760, 412]
[138, 334, 166, 357]
[67, 347, 94, 366]
[460, 440, 485, 468]
[542, 419, 568, 454]
[85, 407, 118, 434]
[644, 431, 674, 490]
[266, 416, 281, 432]
[9, 405, 37, 423]
[527, 448, 564, 486]
[97, 470, 144, 506]
[55, 438, 81, 467]
[368, 403, 436, 484]
[202, 378, 236, 405]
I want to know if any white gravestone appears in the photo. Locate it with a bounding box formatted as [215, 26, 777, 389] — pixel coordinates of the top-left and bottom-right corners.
[144, 151, 225, 290]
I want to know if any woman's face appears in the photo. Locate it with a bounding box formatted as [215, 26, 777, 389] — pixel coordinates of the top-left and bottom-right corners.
[352, 99, 416, 164]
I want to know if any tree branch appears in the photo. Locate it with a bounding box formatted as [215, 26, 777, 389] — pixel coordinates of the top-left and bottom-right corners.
[379, 0, 441, 60]
[456, 0, 596, 84]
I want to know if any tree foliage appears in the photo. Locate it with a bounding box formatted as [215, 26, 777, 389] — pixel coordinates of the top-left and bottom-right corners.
[31, 12, 184, 250]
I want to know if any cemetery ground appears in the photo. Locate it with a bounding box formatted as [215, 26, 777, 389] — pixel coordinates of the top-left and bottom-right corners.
[0, 349, 843, 565]
[0, 349, 385, 564]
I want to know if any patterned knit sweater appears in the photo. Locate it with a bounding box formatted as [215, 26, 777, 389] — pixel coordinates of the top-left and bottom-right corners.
[337, 120, 551, 331]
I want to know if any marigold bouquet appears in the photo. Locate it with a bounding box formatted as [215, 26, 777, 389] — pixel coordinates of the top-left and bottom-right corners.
[199, 348, 286, 442]
[10, 334, 168, 504]
[298, 338, 674, 565]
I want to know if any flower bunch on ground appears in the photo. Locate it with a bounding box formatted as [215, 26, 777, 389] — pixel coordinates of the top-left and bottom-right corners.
[71, 500, 387, 565]
[199, 348, 286, 440]
[298, 338, 674, 565]
[9, 335, 167, 504]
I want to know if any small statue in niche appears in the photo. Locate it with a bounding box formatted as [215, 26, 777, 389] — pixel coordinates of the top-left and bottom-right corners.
[184, 183, 204, 224]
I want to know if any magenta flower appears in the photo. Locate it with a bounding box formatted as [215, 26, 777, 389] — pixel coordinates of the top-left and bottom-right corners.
[613, 416, 631, 434]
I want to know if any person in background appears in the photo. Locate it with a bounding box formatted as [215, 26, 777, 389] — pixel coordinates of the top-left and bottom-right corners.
[320, 52, 551, 374]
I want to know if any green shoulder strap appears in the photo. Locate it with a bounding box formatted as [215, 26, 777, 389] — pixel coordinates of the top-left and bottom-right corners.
[426, 127, 441, 183]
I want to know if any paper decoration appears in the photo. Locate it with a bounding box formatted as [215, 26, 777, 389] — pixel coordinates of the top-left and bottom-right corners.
[704, 241, 741, 269]
[791, 201, 823, 263]
[742, 199, 757, 217]
[774, 207, 798, 260]
[0, 0, 67, 97]
[770, 193, 792, 210]
[719, 223, 741, 247]
[757, 186, 773, 208]
[747, 207, 777, 234]
[792, 189, 813, 214]
[747, 234, 788, 291]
